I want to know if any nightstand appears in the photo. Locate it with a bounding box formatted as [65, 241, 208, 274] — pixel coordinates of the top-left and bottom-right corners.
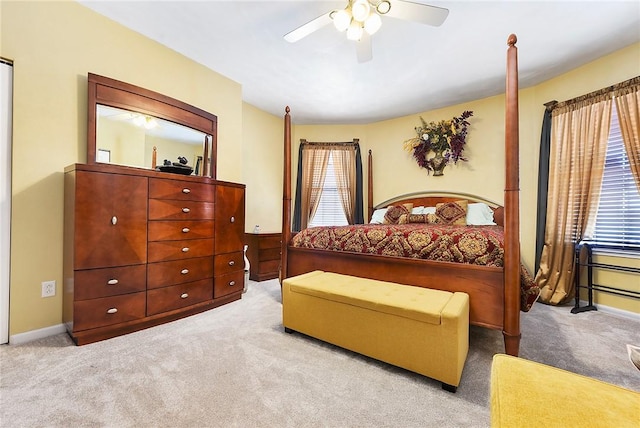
[244, 232, 281, 281]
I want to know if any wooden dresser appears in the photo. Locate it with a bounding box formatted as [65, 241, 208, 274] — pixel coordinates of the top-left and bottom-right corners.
[63, 163, 245, 345]
[244, 232, 281, 281]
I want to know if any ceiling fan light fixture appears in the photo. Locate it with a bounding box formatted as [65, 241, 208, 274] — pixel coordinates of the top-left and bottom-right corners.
[332, 9, 352, 32]
[351, 0, 371, 22]
[346, 20, 363, 41]
[364, 13, 382, 35]
[376, 0, 391, 15]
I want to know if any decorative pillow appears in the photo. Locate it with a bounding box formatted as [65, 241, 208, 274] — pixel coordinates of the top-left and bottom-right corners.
[411, 206, 425, 214]
[423, 206, 437, 215]
[466, 202, 497, 225]
[398, 213, 439, 224]
[435, 200, 468, 225]
[370, 208, 388, 224]
[383, 203, 413, 224]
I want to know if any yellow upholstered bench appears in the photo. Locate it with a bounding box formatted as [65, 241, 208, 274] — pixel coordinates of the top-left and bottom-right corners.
[282, 271, 469, 391]
[491, 354, 640, 427]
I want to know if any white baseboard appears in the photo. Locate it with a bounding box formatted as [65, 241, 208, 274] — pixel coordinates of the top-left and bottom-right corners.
[9, 323, 66, 345]
[577, 300, 640, 322]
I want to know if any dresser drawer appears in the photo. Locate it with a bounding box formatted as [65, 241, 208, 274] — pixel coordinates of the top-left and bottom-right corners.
[146, 279, 213, 316]
[214, 271, 244, 298]
[214, 252, 244, 276]
[148, 220, 214, 241]
[73, 292, 146, 331]
[259, 259, 280, 275]
[258, 235, 281, 249]
[148, 238, 214, 263]
[259, 247, 281, 261]
[147, 257, 214, 289]
[74, 265, 147, 300]
[149, 178, 215, 202]
[149, 199, 215, 220]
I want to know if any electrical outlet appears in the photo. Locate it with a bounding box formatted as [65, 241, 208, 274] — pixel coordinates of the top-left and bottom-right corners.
[41, 280, 56, 298]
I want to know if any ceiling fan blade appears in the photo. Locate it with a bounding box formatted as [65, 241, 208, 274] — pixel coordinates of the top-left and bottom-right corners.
[356, 33, 373, 63]
[386, 1, 449, 27]
[284, 12, 333, 43]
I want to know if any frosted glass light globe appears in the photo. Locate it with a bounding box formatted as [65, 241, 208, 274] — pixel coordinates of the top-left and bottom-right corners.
[346, 21, 363, 41]
[332, 9, 351, 32]
[364, 13, 381, 35]
[352, 0, 371, 22]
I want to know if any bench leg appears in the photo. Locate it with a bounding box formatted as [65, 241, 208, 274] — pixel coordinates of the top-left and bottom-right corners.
[442, 383, 457, 393]
[284, 327, 295, 334]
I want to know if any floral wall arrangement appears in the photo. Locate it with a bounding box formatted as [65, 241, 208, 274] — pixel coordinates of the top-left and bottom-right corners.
[403, 111, 473, 176]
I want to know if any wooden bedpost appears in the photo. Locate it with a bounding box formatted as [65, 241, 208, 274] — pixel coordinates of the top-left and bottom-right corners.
[368, 149, 374, 222]
[503, 34, 521, 356]
[280, 106, 292, 284]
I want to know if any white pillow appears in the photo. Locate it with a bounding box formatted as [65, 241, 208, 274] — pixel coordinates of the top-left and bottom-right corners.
[423, 206, 436, 215]
[411, 206, 424, 214]
[370, 208, 388, 224]
[466, 203, 496, 225]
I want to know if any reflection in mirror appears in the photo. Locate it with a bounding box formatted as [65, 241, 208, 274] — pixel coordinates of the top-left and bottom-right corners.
[96, 105, 212, 176]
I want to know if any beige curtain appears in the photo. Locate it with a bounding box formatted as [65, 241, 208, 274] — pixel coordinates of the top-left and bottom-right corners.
[614, 81, 640, 192]
[300, 146, 330, 230]
[536, 96, 612, 305]
[331, 145, 357, 224]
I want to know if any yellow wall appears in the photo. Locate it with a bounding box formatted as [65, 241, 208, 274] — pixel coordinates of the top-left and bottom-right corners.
[242, 103, 283, 233]
[2, 1, 638, 338]
[1, 1, 242, 335]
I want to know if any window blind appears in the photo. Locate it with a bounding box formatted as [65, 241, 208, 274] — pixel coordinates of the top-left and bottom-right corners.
[589, 106, 640, 251]
[309, 153, 348, 227]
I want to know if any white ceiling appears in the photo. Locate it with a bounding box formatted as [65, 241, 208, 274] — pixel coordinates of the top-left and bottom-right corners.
[78, 0, 640, 124]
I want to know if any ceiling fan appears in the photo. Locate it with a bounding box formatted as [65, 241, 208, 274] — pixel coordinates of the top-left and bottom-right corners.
[284, 0, 449, 63]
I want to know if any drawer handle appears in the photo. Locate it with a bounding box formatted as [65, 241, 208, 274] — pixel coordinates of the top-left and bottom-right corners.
[182, 208, 191, 213]
[181, 269, 189, 275]
[107, 279, 119, 285]
[111, 216, 117, 225]
[229, 280, 236, 286]
[182, 227, 190, 233]
[228, 260, 235, 266]
[182, 247, 190, 253]
[180, 293, 189, 299]
[230, 216, 235, 223]
[182, 188, 191, 194]
[106, 308, 118, 314]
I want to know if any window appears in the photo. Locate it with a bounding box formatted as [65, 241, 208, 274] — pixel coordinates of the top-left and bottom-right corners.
[308, 152, 348, 227]
[588, 105, 640, 251]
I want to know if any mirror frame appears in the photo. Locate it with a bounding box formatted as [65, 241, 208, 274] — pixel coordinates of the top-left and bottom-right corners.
[87, 73, 217, 178]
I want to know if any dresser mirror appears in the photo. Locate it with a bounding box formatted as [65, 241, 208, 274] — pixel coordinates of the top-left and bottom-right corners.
[87, 73, 217, 178]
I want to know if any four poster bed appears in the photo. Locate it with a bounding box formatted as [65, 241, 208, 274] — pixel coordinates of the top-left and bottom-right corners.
[280, 35, 538, 356]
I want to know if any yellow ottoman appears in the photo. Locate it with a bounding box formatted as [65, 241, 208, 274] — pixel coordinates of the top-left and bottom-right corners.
[282, 271, 469, 391]
[491, 354, 640, 427]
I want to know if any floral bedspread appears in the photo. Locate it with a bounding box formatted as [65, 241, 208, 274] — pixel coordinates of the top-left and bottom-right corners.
[291, 224, 540, 311]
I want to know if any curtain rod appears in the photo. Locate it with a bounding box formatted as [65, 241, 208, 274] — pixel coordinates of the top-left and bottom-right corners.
[300, 139, 359, 146]
[546, 75, 639, 111]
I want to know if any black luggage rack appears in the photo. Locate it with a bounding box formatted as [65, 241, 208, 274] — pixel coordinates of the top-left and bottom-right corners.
[572, 241, 640, 314]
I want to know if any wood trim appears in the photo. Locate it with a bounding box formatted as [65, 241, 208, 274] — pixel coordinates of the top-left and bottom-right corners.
[368, 149, 374, 222]
[503, 34, 521, 356]
[280, 107, 292, 283]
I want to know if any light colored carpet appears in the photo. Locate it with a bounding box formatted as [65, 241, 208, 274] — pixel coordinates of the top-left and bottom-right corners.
[1, 279, 638, 427]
